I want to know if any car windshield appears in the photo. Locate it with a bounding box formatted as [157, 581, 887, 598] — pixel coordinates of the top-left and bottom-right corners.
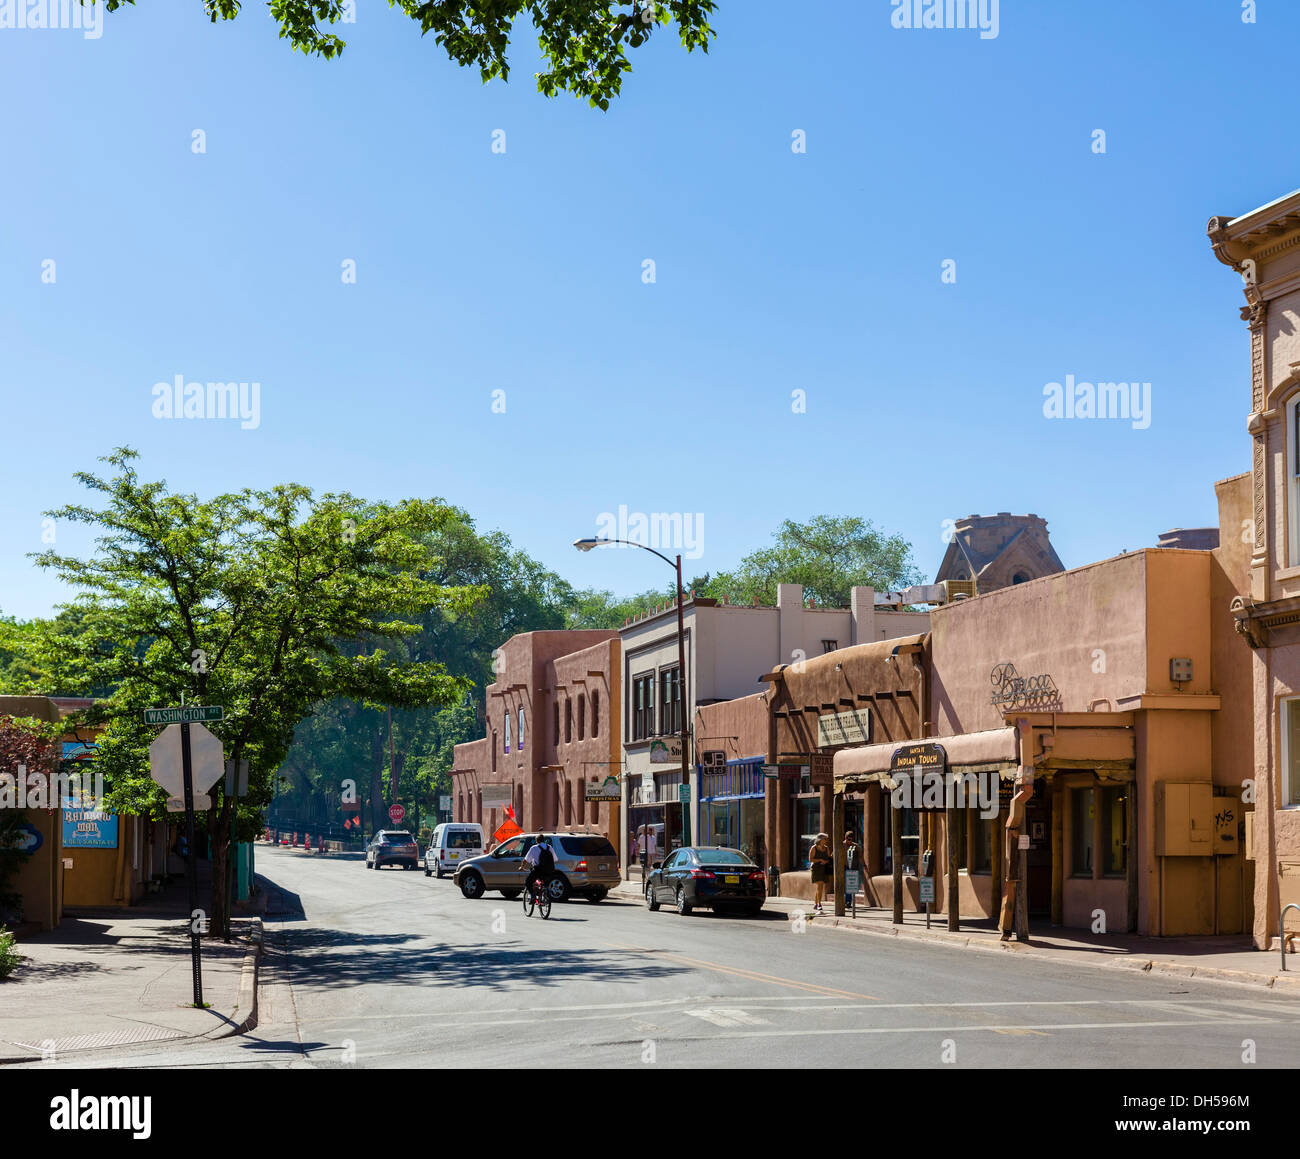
[559, 836, 616, 856]
[696, 848, 753, 865]
[446, 830, 480, 849]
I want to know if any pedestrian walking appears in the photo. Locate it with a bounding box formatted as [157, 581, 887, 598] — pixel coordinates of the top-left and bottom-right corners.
[809, 832, 832, 914]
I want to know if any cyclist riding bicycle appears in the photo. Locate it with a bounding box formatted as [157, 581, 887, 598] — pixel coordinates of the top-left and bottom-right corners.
[521, 833, 556, 901]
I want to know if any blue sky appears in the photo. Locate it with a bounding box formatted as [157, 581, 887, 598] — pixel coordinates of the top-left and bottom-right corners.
[0, 0, 1293, 618]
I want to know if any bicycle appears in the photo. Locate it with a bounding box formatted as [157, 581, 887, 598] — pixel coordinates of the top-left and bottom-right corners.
[522, 873, 552, 919]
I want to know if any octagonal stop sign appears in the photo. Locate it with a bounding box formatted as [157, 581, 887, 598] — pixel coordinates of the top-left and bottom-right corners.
[388, 804, 405, 824]
[149, 723, 225, 803]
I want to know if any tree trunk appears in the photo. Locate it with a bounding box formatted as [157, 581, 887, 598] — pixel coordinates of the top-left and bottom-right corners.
[209, 798, 231, 943]
[370, 718, 386, 833]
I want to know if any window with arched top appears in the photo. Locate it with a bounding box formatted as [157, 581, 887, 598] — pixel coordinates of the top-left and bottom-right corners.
[1012, 572, 1029, 585]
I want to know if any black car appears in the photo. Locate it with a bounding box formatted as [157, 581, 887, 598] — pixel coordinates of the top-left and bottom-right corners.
[644, 846, 766, 916]
[366, 830, 419, 870]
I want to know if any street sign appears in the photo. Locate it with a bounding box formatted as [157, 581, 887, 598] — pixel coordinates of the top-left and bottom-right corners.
[149, 724, 225, 799]
[678, 783, 691, 804]
[224, 759, 249, 798]
[919, 876, 935, 904]
[844, 870, 861, 894]
[144, 705, 224, 726]
[439, 795, 452, 811]
[388, 804, 405, 824]
[809, 753, 834, 787]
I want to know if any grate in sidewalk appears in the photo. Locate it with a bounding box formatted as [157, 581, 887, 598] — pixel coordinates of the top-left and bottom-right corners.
[9, 1024, 187, 1054]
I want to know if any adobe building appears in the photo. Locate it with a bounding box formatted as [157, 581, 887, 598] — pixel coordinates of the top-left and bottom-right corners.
[1209, 187, 1300, 949]
[821, 545, 1250, 937]
[935, 513, 1065, 594]
[620, 583, 928, 872]
[1, 696, 169, 932]
[450, 630, 622, 854]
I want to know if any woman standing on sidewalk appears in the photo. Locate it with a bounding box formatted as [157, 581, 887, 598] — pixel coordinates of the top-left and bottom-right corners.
[809, 832, 832, 914]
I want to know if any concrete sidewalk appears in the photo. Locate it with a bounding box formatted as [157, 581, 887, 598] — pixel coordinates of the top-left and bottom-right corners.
[612, 879, 1300, 994]
[0, 866, 263, 1064]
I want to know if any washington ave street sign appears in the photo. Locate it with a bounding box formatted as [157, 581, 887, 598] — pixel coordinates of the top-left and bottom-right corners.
[144, 705, 224, 726]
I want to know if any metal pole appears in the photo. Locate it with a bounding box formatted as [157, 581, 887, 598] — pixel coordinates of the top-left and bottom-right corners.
[676, 553, 690, 849]
[181, 721, 204, 1007]
[1282, 904, 1300, 971]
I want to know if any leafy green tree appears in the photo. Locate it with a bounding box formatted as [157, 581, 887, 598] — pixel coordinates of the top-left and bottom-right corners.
[98, 1, 716, 108]
[708, 516, 923, 607]
[33, 448, 480, 939]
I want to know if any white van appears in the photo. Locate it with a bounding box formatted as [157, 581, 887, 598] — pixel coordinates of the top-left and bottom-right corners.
[424, 823, 485, 878]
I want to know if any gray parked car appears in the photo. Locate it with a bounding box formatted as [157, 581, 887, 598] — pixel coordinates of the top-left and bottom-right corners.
[366, 830, 419, 870]
[455, 832, 620, 903]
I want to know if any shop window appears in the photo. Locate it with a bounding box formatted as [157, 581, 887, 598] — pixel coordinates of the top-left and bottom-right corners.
[632, 673, 655, 741]
[972, 814, 993, 872]
[1100, 785, 1127, 875]
[592, 690, 600, 737]
[795, 797, 821, 869]
[882, 804, 920, 876]
[1071, 787, 1095, 876]
[518, 708, 525, 751]
[1285, 698, 1300, 807]
[953, 811, 968, 870]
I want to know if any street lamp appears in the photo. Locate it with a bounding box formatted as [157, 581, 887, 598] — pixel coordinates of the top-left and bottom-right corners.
[573, 536, 691, 876]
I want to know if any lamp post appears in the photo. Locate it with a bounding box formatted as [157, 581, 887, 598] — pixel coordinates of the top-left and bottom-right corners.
[574, 537, 691, 872]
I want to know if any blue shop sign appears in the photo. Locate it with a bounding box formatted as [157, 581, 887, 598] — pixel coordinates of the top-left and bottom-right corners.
[62, 809, 118, 849]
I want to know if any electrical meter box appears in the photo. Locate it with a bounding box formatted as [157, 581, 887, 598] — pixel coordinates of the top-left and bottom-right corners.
[1155, 782, 1213, 856]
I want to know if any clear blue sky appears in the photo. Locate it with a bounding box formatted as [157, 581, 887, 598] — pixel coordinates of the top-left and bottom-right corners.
[0, 0, 1293, 618]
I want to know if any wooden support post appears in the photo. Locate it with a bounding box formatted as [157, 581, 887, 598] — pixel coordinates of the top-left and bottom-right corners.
[946, 806, 960, 932]
[1051, 779, 1064, 927]
[833, 791, 845, 917]
[891, 793, 903, 925]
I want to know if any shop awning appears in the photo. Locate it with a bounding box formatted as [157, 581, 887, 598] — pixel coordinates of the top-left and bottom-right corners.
[833, 726, 1019, 790]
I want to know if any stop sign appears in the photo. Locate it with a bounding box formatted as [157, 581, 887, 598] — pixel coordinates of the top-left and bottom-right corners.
[388, 804, 405, 824]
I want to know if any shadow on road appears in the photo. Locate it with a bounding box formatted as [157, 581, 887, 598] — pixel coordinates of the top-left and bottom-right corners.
[268, 924, 689, 991]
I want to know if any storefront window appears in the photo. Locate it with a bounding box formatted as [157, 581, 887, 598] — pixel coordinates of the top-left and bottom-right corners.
[1100, 785, 1127, 875]
[1071, 787, 1094, 876]
[973, 815, 993, 872]
[882, 805, 919, 875]
[795, 797, 821, 869]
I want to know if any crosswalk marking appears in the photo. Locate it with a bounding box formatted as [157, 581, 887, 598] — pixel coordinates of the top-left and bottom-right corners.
[684, 1008, 772, 1028]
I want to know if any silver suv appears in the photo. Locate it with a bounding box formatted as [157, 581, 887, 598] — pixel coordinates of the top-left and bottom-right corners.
[455, 832, 620, 903]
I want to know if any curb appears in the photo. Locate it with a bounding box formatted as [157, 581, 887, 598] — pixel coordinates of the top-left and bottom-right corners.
[211, 916, 262, 1038]
[613, 883, 1300, 995]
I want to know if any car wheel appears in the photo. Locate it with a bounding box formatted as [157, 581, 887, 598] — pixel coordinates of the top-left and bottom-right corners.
[434, 864, 444, 879]
[459, 871, 485, 900]
[500, 889, 521, 900]
[645, 881, 660, 912]
[675, 885, 692, 915]
[546, 875, 571, 904]
[367, 859, 374, 870]
[424, 865, 431, 877]
[585, 889, 607, 903]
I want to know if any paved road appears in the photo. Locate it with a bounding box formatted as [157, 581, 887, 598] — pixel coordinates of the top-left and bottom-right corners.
[26, 844, 1300, 1069]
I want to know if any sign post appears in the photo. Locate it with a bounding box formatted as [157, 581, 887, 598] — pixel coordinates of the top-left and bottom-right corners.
[146, 706, 224, 1008]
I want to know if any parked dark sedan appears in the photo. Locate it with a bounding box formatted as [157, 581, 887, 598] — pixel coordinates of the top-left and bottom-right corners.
[644, 846, 766, 916]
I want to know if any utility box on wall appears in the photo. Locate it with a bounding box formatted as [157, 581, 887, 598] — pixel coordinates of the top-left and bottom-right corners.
[1155, 782, 1213, 856]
